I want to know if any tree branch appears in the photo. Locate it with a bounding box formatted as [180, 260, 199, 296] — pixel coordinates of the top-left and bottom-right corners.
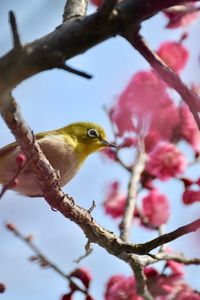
[135, 218, 200, 254]
[63, 0, 88, 22]
[127, 255, 153, 300]
[98, 0, 118, 18]
[127, 32, 200, 128]
[120, 139, 146, 241]
[0, 0, 199, 96]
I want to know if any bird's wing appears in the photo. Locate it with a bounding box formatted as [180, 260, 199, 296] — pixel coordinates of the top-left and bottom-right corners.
[0, 132, 51, 157]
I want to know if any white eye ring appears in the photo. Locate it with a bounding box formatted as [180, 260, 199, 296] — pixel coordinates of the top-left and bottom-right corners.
[88, 128, 99, 138]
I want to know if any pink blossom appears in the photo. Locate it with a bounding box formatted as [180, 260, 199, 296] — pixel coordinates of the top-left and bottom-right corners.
[166, 259, 184, 276]
[105, 276, 142, 300]
[101, 147, 117, 161]
[145, 267, 183, 297]
[175, 284, 200, 300]
[90, 0, 102, 7]
[70, 268, 92, 290]
[103, 181, 126, 218]
[164, 249, 185, 276]
[120, 137, 137, 148]
[144, 103, 180, 151]
[182, 189, 200, 205]
[111, 71, 172, 136]
[141, 189, 170, 227]
[157, 41, 189, 72]
[146, 142, 187, 180]
[111, 107, 136, 136]
[164, 4, 199, 28]
[105, 269, 183, 300]
[179, 103, 200, 151]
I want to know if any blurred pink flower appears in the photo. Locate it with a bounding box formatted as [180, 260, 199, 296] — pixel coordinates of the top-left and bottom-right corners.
[105, 268, 184, 300]
[105, 275, 142, 300]
[144, 103, 180, 151]
[146, 142, 187, 180]
[141, 189, 170, 227]
[103, 181, 126, 218]
[111, 107, 136, 136]
[111, 71, 172, 136]
[175, 284, 200, 300]
[70, 268, 92, 290]
[157, 41, 189, 72]
[182, 189, 200, 205]
[165, 249, 185, 276]
[145, 267, 183, 297]
[101, 147, 117, 161]
[164, 4, 199, 28]
[90, 0, 102, 7]
[179, 103, 200, 151]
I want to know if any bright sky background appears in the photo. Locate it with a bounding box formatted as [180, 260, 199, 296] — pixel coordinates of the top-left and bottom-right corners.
[0, 1, 200, 299]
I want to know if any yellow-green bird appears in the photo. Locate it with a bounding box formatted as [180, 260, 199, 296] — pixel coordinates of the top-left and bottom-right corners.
[0, 122, 115, 197]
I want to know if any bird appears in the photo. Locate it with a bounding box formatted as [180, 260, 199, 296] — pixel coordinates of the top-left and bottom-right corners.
[0, 122, 115, 197]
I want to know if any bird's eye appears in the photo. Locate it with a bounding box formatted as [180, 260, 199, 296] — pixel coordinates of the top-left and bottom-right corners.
[88, 128, 99, 138]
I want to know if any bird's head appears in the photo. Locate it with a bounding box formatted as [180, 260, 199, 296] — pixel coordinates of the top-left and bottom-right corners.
[62, 122, 116, 155]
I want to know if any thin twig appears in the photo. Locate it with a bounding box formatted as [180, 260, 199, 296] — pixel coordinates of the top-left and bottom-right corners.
[127, 33, 200, 128]
[63, 0, 88, 22]
[74, 240, 93, 263]
[9, 11, 22, 49]
[145, 251, 200, 266]
[120, 139, 147, 241]
[5, 222, 88, 294]
[103, 106, 132, 172]
[58, 64, 92, 79]
[87, 200, 96, 214]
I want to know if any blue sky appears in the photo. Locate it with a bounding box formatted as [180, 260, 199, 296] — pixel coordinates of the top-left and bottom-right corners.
[0, 1, 200, 299]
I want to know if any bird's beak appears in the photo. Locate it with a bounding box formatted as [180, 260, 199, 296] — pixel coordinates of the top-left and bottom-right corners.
[101, 139, 117, 148]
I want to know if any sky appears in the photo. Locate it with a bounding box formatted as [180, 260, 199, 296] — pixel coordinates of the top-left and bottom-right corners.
[0, 1, 200, 299]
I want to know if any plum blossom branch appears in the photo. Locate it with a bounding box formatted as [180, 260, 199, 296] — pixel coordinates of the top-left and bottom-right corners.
[5, 223, 88, 295]
[126, 254, 153, 300]
[63, 0, 88, 22]
[127, 32, 200, 128]
[1, 0, 200, 96]
[120, 139, 147, 242]
[136, 218, 200, 254]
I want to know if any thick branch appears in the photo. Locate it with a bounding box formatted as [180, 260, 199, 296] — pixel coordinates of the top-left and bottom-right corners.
[0, 0, 199, 95]
[63, 0, 88, 21]
[98, 0, 118, 18]
[128, 33, 200, 128]
[120, 139, 146, 241]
